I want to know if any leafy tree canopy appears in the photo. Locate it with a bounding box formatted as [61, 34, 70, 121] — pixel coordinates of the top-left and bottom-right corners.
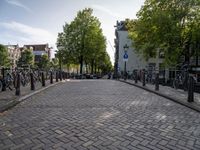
[57, 8, 112, 74]
[0, 44, 10, 67]
[127, 0, 200, 66]
[18, 48, 34, 67]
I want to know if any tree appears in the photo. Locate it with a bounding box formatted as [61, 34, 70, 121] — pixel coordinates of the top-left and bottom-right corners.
[57, 8, 112, 74]
[50, 58, 59, 69]
[37, 54, 50, 69]
[0, 44, 10, 67]
[18, 48, 34, 67]
[127, 0, 200, 66]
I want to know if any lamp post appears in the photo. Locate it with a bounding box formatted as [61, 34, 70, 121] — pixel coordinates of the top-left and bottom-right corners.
[123, 44, 129, 80]
[155, 48, 159, 91]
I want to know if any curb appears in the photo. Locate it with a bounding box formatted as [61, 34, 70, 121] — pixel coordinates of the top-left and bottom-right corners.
[0, 81, 63, 113]
[118, 80, 200, 113]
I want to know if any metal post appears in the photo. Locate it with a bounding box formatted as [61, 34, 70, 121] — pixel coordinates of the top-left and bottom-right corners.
[155, 48, 159, 91]
[30, 72, 35, 90]
[56, 71, 58, 82]
[155, 73, 159, 91]
[124, 61, 126, 80]
[50, 71, 53, 84]
[188, 75, 194, 102]
[15, 73, 21, 96]
[135, 71, 138, 84]
[60, 71, 62, 81]
[143, 70, 146, 86]
[2, 67, 6, 91]
[42, 72, 45, 87]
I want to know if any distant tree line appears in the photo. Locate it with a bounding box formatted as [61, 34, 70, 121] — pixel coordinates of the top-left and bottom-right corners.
[56, 8, 112, 74]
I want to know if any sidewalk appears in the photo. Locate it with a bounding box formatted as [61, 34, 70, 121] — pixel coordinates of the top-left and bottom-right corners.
[119, 79, 200, 112]
[0, 79, 61, 112]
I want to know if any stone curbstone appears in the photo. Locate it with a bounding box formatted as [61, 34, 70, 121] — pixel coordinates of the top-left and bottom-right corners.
[118, 80, 200, 113]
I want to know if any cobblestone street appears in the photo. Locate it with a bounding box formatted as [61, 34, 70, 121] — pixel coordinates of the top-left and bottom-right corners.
[1, 80, 200, 150]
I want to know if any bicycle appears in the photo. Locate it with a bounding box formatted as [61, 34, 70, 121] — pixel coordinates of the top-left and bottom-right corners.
[173, 70, 189, 90]
[0, 72, 15, 91]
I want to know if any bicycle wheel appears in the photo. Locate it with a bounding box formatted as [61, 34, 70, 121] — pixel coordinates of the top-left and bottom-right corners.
[174, 79, 180, 89]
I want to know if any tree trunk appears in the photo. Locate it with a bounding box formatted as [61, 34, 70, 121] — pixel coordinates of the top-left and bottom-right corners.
[94, 63, 97, 74]
[184, 45, 190, 64]
[80, 55, 83, 74]
[196, 43, 199, 66]
[85, 63, 88, 74]
[91, 60, 94, 74]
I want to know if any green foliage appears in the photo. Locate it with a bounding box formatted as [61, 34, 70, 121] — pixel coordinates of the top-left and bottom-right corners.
[50, 58, 59, 69]
[57, 8, 112, 73]
[127, 0, 200, 66]
[0, 44, 10, 67]
[37, 54, 50, 69]
[18, 48, 34, 67]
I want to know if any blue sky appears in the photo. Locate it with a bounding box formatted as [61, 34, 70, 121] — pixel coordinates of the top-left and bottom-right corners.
[0, 0, 145, 63]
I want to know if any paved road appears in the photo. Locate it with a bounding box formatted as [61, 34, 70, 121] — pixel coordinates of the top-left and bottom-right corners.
[1, 80, 200, 150]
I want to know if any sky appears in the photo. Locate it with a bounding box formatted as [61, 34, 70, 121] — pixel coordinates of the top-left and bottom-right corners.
[0, 0, 145, 64]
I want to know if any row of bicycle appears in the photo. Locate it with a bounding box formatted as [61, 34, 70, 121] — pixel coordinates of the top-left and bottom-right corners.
[0, 69, 52, 92]
[119, 70, 199, 90]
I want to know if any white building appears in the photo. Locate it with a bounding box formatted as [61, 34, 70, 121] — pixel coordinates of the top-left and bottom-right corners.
[114, 21, 147, 76]
[114, 20, 165, 79]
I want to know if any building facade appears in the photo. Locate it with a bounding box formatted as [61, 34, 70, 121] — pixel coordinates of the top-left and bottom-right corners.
[114, 21, 147, 77]
[23, 44, 51, 63]
[114, 20, 166, 80]
[6, 44, 21, 69]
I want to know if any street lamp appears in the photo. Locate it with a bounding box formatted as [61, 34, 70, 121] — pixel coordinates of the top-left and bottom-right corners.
[155, 48, 159, 90]
[123, 44, 129, 80]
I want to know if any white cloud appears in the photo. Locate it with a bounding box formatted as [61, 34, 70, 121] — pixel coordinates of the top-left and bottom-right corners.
[91, 4, 126, 19]
[0, 21, 57, 57]
[0, 21, 55, 44]
[5, 0, 32, 13]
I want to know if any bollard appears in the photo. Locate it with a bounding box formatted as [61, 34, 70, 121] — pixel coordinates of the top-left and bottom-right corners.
[30, 72, 35, 90]
[56, 71, 58, 82]
[135, 72, 138, 84]
[142, 70, 145, 86]
[42, 72, 45, 87]
[15, 73, 21, 96]
[155, 73, 159, 91]
[59, 71, 62, 81]
[188, 76, 194, 102]
[1, 67, 6, 91]
[50, 71, 53, 84]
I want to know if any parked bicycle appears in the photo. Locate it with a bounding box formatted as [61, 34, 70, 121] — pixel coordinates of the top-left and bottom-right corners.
[172, 68, 189, 90]
[0, 72, 15, 91]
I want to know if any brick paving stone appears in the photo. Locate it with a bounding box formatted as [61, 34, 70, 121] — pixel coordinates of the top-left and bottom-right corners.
[1, 80, 200, 149]
[130, 140, 140, 146]
[159, 140, 168, 146]
[0, 80, 57, 111]
[83, 140, 94, 147]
